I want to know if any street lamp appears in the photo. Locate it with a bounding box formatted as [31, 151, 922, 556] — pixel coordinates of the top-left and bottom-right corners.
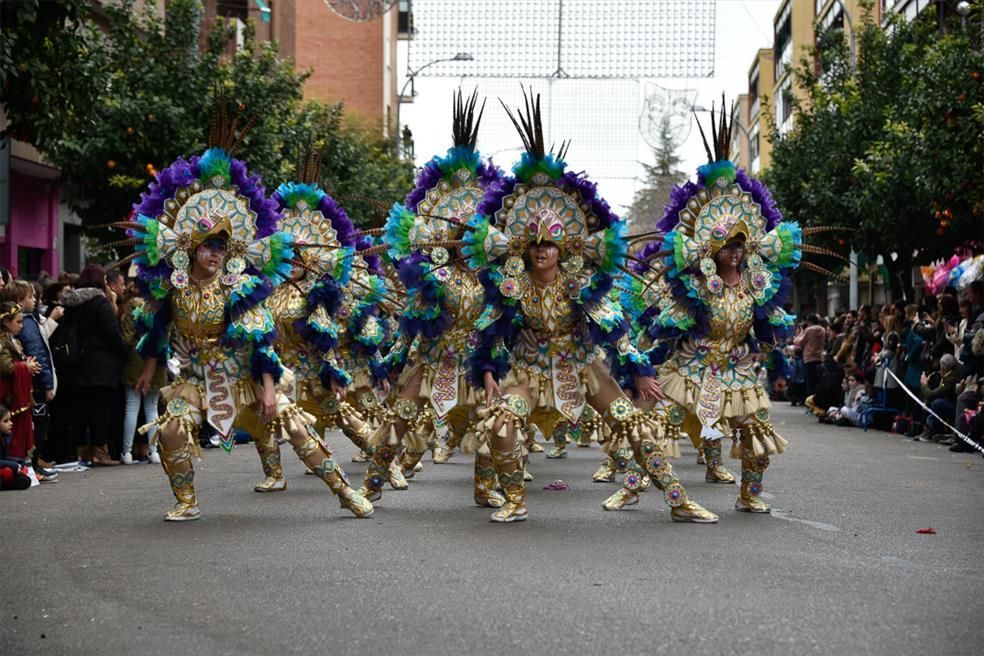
[394, 52, 474, 155]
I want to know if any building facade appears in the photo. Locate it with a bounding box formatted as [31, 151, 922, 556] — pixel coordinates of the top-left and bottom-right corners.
[736, 0, 882, 174]
[202, 0, 400, 132]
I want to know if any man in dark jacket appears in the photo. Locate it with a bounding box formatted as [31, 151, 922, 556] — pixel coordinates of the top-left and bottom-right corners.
[58, 264, 129, 465]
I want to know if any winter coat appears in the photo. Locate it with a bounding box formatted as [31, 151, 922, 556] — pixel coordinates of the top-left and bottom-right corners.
[17, 313, 56, 394]
[59, 287, 128, 389]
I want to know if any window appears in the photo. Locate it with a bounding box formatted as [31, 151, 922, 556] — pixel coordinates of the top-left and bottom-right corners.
[774, 1, 793, 81]
[776, 77, 794, 135]
[18, 246, 43, 281]
[398, 0, 413, 37]
[749, 63, 760, 119]
[819, 3, 845, 32]
[749, 126, 761, 173]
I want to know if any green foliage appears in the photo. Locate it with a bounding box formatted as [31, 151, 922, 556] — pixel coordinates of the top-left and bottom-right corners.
[765, 2, 984, 298]
[2, 0, 412, 235]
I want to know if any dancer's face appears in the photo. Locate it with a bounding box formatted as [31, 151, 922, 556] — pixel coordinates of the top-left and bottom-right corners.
[529, 242, 559, 273]
[193, 239, 226, 278]
[716, 241, 745, 270]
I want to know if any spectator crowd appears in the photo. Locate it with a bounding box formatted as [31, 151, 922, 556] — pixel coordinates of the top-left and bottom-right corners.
[777, 280, 984, 454]
[0, 263, 169, 488]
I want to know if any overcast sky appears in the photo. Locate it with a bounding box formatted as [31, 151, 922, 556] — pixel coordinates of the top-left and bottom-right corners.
[396, 0, 781, 216]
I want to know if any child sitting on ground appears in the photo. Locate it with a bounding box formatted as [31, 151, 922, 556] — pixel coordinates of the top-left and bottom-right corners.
[0, 404, 31, 490]
[825, 370, 866, 426]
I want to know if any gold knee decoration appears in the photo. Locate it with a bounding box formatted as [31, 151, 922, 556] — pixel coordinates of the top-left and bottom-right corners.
[476, 395, 529, 446]
[730, 411, 789, 459]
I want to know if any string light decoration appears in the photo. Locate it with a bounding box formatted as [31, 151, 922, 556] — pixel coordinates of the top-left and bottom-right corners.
[324, 0, 396, 22]
[408, 0, 716, 79]
[639, 83, 698, 150]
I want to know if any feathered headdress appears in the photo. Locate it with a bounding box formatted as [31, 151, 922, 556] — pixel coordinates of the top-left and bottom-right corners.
[104, 89, 293, 297]
[645, 96, 810, 341]
[385, 88, 503, 269]
[462, 87, 628, 303]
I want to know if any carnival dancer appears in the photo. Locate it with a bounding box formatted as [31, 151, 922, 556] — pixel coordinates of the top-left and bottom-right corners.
[123, 115, 373, 521]
[359, 90, 506, 508]
[602, 100, 810, 514]
[242, 155, 407, 492]
[464, 90, 717, 524]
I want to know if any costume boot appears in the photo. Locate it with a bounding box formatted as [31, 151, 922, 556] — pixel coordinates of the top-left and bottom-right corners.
[399, 447, 425, 480]
[604, 397, 717, 523]
[526, 423, 545, 453]
[433, 429, 460, 464]
[292, 430, 373, 518]
[358, 445, 398, 502]
[703, 438, 735, 484]
[253, 429, 286, 492]
[736, 447, 771, 513]
[388, 456, 409, 489]
[473, 452, 505, 508]
[490, 458, 527, 522]
[546, 421, 569, 459]
[489, 441, 527, 522]
[160, 441, 199, 522]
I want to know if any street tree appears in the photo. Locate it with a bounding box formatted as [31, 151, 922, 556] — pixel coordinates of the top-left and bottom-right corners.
[765, 1, 983, 300]
[627, 114, 684, 232]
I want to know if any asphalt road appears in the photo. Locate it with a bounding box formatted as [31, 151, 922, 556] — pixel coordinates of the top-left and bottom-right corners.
[2, 404, 982, 656]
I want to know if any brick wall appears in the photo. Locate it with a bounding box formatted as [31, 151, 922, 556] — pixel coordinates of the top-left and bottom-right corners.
[295, 3, 392, 130]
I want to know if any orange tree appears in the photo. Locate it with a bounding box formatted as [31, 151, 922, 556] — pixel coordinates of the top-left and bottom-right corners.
[765, 2, 983, 300]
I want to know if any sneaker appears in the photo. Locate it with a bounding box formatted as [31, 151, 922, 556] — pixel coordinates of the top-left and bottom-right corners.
[121, 452, 134, 465]
[37, 467, 59, 483]
[148, 450, 161, 464]
[917, 435, 935, 443]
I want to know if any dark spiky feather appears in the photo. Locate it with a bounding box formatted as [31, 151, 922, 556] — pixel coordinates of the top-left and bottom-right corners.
[452, 88, 485, 149]
[694, 93, 737, 163]
[501, 86, 546, 160]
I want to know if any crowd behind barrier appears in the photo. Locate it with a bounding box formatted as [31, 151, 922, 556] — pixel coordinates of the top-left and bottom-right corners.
[776, 280, 984, 454]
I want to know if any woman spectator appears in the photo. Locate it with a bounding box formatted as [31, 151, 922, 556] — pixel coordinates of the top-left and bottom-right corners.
[873, 315, 902, 408]
[119, 290, 165, 464]
[58, 264, 128, 466]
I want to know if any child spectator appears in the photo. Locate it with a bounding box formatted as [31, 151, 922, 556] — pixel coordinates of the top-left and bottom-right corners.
[825, 370, 866, 426]
[787, 347, 806, 406]
[2, 280, 58, 481]
[0, 301, 40, 461]
[0, 405, 33, 490]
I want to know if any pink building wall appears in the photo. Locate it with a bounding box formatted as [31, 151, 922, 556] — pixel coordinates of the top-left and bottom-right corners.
[1, 169, 59, 278]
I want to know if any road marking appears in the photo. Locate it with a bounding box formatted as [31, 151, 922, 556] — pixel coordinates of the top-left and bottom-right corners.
[771, 510, 840, 532]
[907, 456, 938, 461]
